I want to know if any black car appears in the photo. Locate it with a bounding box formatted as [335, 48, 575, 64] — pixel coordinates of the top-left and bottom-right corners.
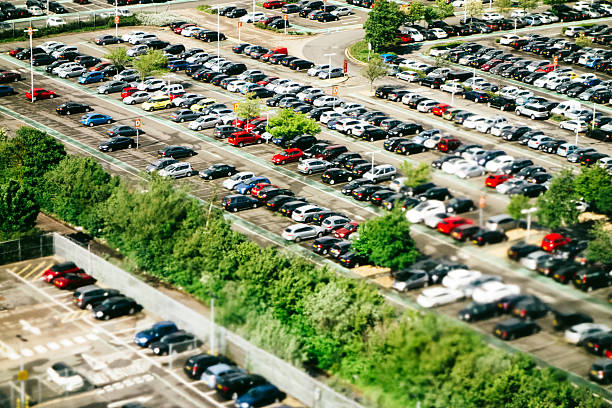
[509, 184, 546, 198]
[48, 1, 67, 12]
[98, 137, 136, 152]
[361, 127, 388, 142]
[332, 152, 361, 167]
[144, 39, 170, 50]
[56, 102, 93, 115]
[417, 186, 451, 201]
[383, 137, 407, 152]
[199, 163, 237, 180]
[583, 332, 612, 356]
[0, 70, 21, 83]
[279, 200, 311, 217]
[164, 44, 186, 55]
[458, 302, 499, 322]
[512, 297, 549, 320]
[93, 296, 142, 320]
[589, 359, 612, 384]
[330, 240, 351, 258]
[257, 188, 293, 202]
[502, 158, 533, 174]
[552, 310, 593, 331]
[339, 251, 367, 268]
[340, 178, 370, 195]
[312, 236, 342, 255]
[488, 96, 515, 111]
[507, 242, 540, 261]
[145, 158, 178, 173]
[216, 372, 268, 400]
[315, 11, 338, 21]
[266, 195, 306, 211]
[352, 184, 383, 201]
[222, 194, 259, 212]
[472, 230, 507, 246]
[73, 285, 121, 310]
[226, 7, 247, 17]
[287, 135, 318, 150]
[184, 353, 234, 379]
[403, 181, 436, 197]
[388, 122, 423, 136]
[445, 197, 475, 214]
[158, 145, 196, 158]
[75, 55, 101, 68]
[149, 331, 198, 355]
[396, 141, 426, 155]
[213, 125, 241, 139]
[573, 268, 612, 291]
[374, 85, 398, 98]
[493, 318, 540, 340]
[107, 125, 138, 137]
[321, 168, 354, 184]
[31, 54, 55, 66]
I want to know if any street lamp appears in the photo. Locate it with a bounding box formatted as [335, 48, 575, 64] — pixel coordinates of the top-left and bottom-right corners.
[115, 0, 119, 38]
[365, 151, 375, 174]
[521, 207, 538, 243]
[209, 294, 217, 355]
[323, 52, 335, 80]
[216, 4, 221, 72]
[24, 26, 38, 103]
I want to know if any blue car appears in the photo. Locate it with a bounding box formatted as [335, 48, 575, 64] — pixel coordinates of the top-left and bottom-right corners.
[81, 113, 113, 127]
[234, 176, 271, 194]
[0, 85, 15, 96]
[463, 90, 490, 103]
[133, 321, 178, 348]
[168, 60, 189, 71]
[380, 53, 398, 63]
[78, 71, 105, 84]
[234, 384, 286, 408]
[584, 78, 602, 87]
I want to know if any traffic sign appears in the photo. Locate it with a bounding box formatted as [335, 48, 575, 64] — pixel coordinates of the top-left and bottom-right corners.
[343, 59, 348, 73]
[114, 15, 120, 24]
[26, 27, 33, 36]
[238, 21, 242, 27]
[478, 196, 486, 208]
[233, 102, 239, 112]
[332, 86, 338, 96]
[17, 370, 28, 381]
[553, 55, 559, 65]
[282, 14, 288, 20]
[134, 118, 141, 129]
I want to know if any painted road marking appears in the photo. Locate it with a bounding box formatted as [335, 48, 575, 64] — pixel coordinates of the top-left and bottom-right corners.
[34, 345, 47, 354]
[74, 336, 86, 344]
[60, 339, 74, 347]
[20, 348, 33, 357]
[47, 341, 60, 350]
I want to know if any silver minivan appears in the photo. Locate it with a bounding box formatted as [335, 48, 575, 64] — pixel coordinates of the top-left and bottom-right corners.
[485, 214, 518, 232]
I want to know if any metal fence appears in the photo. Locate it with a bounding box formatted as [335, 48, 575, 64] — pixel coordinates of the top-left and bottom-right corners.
[0, 234, 53, 265]
[52, 233, 365, 408]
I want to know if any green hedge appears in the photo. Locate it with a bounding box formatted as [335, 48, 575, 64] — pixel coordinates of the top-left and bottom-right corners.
[0, 126, 608, 408]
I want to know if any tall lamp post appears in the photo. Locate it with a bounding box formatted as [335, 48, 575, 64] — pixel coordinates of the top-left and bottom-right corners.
[25, 26, 38, 103]
[209, 293, 217, 355]
[365, 151, 375, 174]
[521, 207, 538, 243]
[215, 4, 221, 72]
[323, 52, 335, 80]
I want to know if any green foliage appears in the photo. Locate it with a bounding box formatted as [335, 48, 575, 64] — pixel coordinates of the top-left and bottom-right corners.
[0, 127, 7, 142]
[424, 6, 439, 23]
[494, 0, 513, 15]
[434, 0, 455, 18]
[517, 0, 538, 11]
[575, 32, 593, 48]
[585, 222, 612, 265]
[236, 97, 262, 122]
[0, 180, 39, 239]
[351, 210, 420, 270]
[104, 46, 131, 69]
[543, 0, 567, 4]
[132, 49, 168, 82]
[434, 54, 450, 68]
[536, 169, 580, 228]
[196, 4, 218, 14]
[399, 161, 431, 187]
[362, 57, 389, 92]
[465, 0, 483, 21]
[364, 0, 404, 50]
[507, 194, 532, 221]
[403, 0, 426, 23]
[266, 109, 320, 141]
[574, 165, 612, 215]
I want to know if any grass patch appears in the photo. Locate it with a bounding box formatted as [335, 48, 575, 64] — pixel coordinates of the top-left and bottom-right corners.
[197, 4, 218, 14]
[549, 113, 566, 123]
[349, 39, 379, 63]
[430, 40, 464, 50]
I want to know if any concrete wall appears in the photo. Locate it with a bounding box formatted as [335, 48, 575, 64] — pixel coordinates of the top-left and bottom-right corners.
[53, 233, 364, 408]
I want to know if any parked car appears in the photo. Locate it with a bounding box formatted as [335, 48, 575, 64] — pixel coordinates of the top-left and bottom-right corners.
[133, 321, 179, 348]
[72, 285, 121, 310]
[46, 362, 84, 392]
[93, 296, 142, 320]
[493, 318, 540, 340]
[149, 331, 199, 355]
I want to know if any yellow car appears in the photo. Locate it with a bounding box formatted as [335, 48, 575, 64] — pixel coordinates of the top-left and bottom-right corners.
[142, 95, 173, 112]
[190, 98, 216, 112]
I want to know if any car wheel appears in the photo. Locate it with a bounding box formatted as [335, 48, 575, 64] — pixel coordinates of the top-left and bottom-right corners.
[104, 90, 108, 94]
[85, 303, 93, 310]
[370, 137, 375, 142]
[129, 307, 135, 314]
[500, 106, 505, 111]
[329, 179, 335, 185]
[295, 236, 301, 243]
[89, 123, 94, 127]
[474, 98, 478, 103]
[323, 249, 328, 255]
[509, 333, 515, 340]
[354, 262, 359, 268]
[233, 207, 238, 212]
[257, 138, 263, 144]
[316, 232, 323, 238]
[231, 392, 238, 400]
[238, 142, 244, 147]
[588, 286, 593, 292]
[104, 314, 110, 321]
[515, 110, 521, 115]
[308, 169, 313, 174]
[530, 114, 536, 120]
[252, 203, 257, 209]
[107, 119, 112, 124]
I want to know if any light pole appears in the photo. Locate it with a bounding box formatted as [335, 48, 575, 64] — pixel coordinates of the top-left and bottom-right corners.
[238, 21, 242, 43]
[365, 151, 375, 174]
[209, 295, 216, 355]
[575, 125, 579, 146]
[252, 0, 255, 18]
[216, 4, 220, 72]
[323, 52, 335, 80]
[521, 207, 538, 243]
[592, 100, 596, 125]
[24, 26, 38, 103]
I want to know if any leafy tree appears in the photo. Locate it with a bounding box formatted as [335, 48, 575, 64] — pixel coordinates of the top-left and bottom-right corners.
[543, 0, 566, 5]
[0, 127, 7, 142]
[132, 49, 168, 82]
[236, 96, 261, 122]
[575, 32, 593, 48]
[266, 109, 320, 141]
[363, 0, 404, 50]
[465, 0, 483, 22]
[536, 169, 580, 228]
[104, 46, 131, 69]
[403, 0, 426, 24]
[574, 165, 611, 201]
[494, 0, 513, 16]
[424, 6, 439, 23]
[399, 161, 431, 187]
[43, 156, 118, 229]
[362, 57, 389, 92]
[0, 180, 39, 238]
[595, 184, 612, 216]
[434, 53, 451, 68]
[434, 0, 455, 19]
[517, 0, 538, 12]
[351, 210, 420, 270]
[585, 222, 612, 265]
[507, 194, 532, 221]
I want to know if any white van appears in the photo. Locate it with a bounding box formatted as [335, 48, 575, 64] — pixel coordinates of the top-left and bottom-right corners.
[156, 84, 185, 96]
[551, 101, 581, 116]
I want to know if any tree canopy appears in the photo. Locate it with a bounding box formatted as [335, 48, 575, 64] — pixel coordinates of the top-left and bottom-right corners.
[266, 109, 320, 141]
[399, 161, 431, 187]
[585, 221, 612, 266]
[132, 49, 168, 82]
[236, 95, 262, 122]
[536, 169, 580, 228]
[0, 180, 39, 239]
[363, 0, 405, 51]
[362, 57, 389, 92]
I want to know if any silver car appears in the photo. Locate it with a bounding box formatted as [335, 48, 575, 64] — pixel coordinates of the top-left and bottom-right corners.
[321, 216, 351, 233]
[145, 158, 178, 173]
[189, 115, 220, 131]
[520, 250, 550, 270]
[123, 91, 151, 105]
[158, 162, 197, 179]
[281, 224, 324, 242]
[297, 159, 331, 174]
[496, 179, 528, 194]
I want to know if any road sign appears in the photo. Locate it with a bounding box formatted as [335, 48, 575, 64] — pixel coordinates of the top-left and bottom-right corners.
[233, 102, 239, 112]
[114, 15, 119, 24]
[332, 86, 338, 96]
[343, 59, 348, 73]
[238, 21, 242, 27]
[478, 196, 486, 208]
[17, 370, 28, 381]
[27, 27, 33, 36]
[553, 55, 559, 65]
[282, 14, 288, 20]
[134, 118, 141, 129]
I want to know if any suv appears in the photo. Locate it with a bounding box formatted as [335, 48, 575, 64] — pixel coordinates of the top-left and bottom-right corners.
[437, 137, 461, 152]
[573, 268, 612, 292]
[158, 162, 198, 178]
[223, 194, 259, 212]
[227, 131, 262, 147]
[184, 353, 234, 380]
[515, 103, 550, 119]
[133, 321, 179, 347]
[216, 372, 268, 400]
[72, 285, 121, 309]
[363, 164, 397, 183]
[287, 135, 318, 150]
[315, 144, 348, 161]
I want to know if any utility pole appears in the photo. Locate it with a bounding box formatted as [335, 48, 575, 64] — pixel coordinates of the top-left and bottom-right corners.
[365, 151, 375, 174]
[209, 296, 215, 355]
[115, 0, 118, 37]
[521, 207, 538, 243]
[24, 26, 38, 102]
[324, 52, 335, 80]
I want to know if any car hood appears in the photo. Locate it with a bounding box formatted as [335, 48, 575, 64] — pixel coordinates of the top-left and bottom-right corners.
[135, 329, 155, 339]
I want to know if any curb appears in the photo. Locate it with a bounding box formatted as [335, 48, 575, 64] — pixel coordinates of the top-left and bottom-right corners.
[345, 42, 366, 66]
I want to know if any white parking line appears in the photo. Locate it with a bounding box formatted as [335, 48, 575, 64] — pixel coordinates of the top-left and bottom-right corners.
[47, 341, 60, 350]
[34, 345, 48, 354]
[86, 333, 99, 340]
[60, 339, 74, 347]
[74, 335, 86, 344]
[20, 348, 33, 357]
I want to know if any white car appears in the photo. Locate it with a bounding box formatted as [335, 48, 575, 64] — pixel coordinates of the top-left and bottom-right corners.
[423, 134, 442, 149]
[331, 7, 352, 16]
[181, 26, 205, 37]
[429, 28, 448, 39]
[463, 115, 487, 129]
[27, 5, 44, 15]
[138, 78, 165, 92]
[485, 155, 514, 173]
[189, 115, 220, 130]
[510, 9, 527, 17]
[472, 281, 520, 303]
[313, 96, 342, 108]
[265, 78, 291, 91]
[127, 45, 148, 57]
[227, 80, 247, 93]
[417, 287, 463, 308]
[291, 204, 326, 222]
[565, 323, 611, 344]
[405, 200, 445, 223]
[158, 162, 197, 178]
[121, 30, 145, 42]
[456, 163, 486, 179]
[559, 120, 588, 133]
[417, 100, 439, 113]
[520, 250, 549, 270]
[240, 12, 266, 23]
[399, 27, 424, 42]
[47, 17, 66, 27]
[40, 41, 64, 53]
[127, 32, 152, 44]
[483, 12, 502, 21]
[490, 124, 513, 137]
[500, 34, 520, 45]
[397, 71, 421, 82]
[123, 91, 150, 105]
[363, 164, 397, 183]
[222, 171, 255, 190]
[335, 102, 364, 114]
[442, 269, 482, 290]
[440, 82, 463, 94]
[52, 45, 78, 58]
[441, 158, 470, 174]
[307, 65, 330, 77]
[475, 117, 507, 133]
[282, 223, 323, 242]
[47, 362, 84, 392]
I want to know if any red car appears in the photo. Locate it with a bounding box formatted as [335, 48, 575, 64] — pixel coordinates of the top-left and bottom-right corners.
[41, 262, 80, 283]
[174, 23, 195, 34]
[89, 62, 112, 72]
[227, 131, 262, 147]
[437, 216, 473, 234]
[54, 272, 96, 290]
[485, 174, 513, 188]
[432, 103, 450, 116]
[257, 76, 279, 86]
[536, 64, 557, 73]
[263, 0, 285, 8]
[168, 90, 186, 100]
[541, 233, 571, 252]
[480, 59, 502, 72]
[437, 137, 461, 152]
[272, 148, 303, 164]
[250, 183, 275, 197]
[120, 86, 138, 98]
[26, 88, 56, 101]
[334, 221, 359, 239]
[244, 118, 267, 132]
[233, 116, 263, 128]
[8, 47, 24, 57]
[0, 71, 21, 83]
